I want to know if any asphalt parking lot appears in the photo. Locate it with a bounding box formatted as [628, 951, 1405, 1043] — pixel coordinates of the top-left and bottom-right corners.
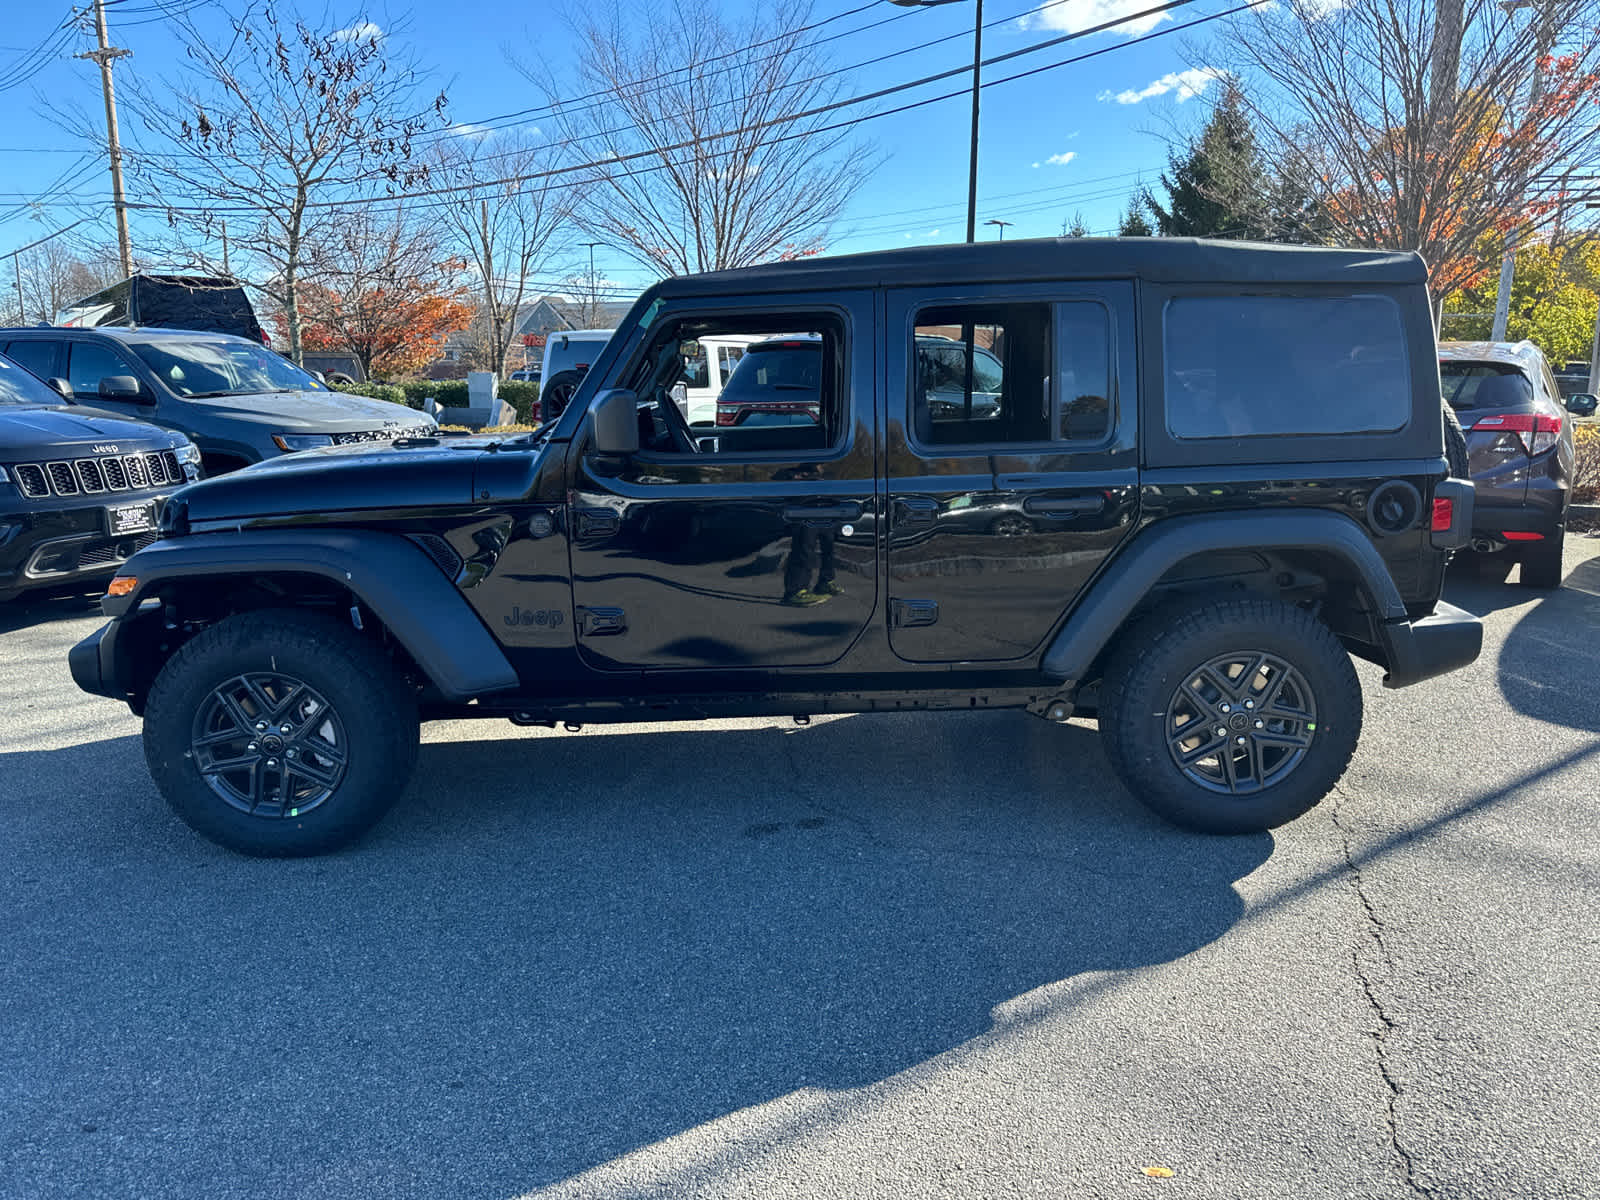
[3, 542, 1598, 1200]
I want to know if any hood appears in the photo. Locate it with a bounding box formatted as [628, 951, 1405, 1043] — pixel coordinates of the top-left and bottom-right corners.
[176, 434, 511, 525]
[177, 389, 433, 433]
[0, 405, 185, 456]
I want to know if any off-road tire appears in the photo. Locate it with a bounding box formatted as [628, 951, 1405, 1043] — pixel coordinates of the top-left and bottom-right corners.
[1443, 402, 1470, 479]
[143, 609, 419, 856]
[1519, 525, 1565, 589]
[1099, 596, 1362, 834]
[539, 369, 584, 424]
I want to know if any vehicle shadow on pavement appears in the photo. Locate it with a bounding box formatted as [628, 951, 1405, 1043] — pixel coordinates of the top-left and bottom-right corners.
[0, 712, 1270, 1200]
[1494, 552, 1600, 731]
[0, 589, 102, 634]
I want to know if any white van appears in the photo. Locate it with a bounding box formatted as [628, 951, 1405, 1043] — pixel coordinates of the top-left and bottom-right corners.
[676, 335, 755, 426]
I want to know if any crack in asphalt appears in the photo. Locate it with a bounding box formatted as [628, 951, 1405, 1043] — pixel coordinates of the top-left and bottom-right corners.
[1329, 783, 1437, 1199]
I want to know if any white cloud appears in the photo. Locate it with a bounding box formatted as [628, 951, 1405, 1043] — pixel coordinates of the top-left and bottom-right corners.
[1019, 0, 1173, 37]
[449, 123, 493, 140]
[1098, 67, 1226, 105]
[1045, 151, 1077, 166]
[1031, 161, 1041, 169]
[332, 20, 383, 42]
[927, 228, 941, 237]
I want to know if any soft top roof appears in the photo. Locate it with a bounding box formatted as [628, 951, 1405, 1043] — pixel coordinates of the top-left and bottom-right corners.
[649, 237, 1427, 300]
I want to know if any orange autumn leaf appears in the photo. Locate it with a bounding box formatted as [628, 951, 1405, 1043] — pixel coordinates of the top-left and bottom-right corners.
[1141, 1165, 1176, 1179]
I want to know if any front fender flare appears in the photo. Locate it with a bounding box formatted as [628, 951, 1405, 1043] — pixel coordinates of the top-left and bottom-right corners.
[1040, 510, 1410, 687]
[98, 529, 519, 702]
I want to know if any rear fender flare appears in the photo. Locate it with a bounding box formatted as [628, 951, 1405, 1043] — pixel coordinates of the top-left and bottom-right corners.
[1041, 510, 1408, 686]
[102, 529, 519, 701]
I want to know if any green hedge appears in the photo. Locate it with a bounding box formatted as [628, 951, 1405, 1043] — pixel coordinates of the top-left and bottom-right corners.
[331, 378, 541, 424]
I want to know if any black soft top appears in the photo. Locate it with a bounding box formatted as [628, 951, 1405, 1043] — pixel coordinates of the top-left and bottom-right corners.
[650, 237, 1426, 299]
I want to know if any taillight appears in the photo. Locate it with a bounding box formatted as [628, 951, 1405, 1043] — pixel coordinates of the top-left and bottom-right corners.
[1431, 497, 1454, 531]
[1472, 412, 1563, 454]
[715, 404, 736, 427]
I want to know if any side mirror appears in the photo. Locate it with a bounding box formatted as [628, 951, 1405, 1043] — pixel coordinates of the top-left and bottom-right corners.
[589, 387, 639, 455]
[99, 375, 149, 403]
[1565, 393, 1597, 416]
[45, 377, 73, 401]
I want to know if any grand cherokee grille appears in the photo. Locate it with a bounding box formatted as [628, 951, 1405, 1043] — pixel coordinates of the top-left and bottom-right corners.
[331, 424, 439, 446]
[9, 450, 183, 500]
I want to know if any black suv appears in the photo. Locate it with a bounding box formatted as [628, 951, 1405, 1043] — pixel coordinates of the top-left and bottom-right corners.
[69, 239, 1481, 856]
[1, 352, 199, 603]
[0, 326, 434, 476]
[1439, 340, 1580, 588]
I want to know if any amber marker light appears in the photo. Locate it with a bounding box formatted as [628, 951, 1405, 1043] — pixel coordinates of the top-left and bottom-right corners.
[106, 577, 138, 598]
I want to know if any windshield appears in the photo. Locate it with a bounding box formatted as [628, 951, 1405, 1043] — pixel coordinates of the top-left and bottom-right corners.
[0, 353, 62, 407]
[1440, 362, 1533, 412]
[129, 338, 326, 399]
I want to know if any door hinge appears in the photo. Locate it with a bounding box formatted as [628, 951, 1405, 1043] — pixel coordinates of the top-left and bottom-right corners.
[574, 507, 621, 538]
[890, 598, 939, 629]
[578, 606, 627, 637]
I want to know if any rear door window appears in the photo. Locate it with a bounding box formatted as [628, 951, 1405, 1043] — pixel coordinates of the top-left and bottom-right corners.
[3, 340, 61, 380]
[1164, 295, 1410, 438]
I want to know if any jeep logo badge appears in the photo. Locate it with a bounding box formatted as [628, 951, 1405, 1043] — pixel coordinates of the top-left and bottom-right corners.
[91, 444, 120, 454]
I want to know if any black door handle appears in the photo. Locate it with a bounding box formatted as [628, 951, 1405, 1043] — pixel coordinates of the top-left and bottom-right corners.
[892, 496, 938, 526]
[1023, 495, 1102, 516]
[783, 502, 861, 522]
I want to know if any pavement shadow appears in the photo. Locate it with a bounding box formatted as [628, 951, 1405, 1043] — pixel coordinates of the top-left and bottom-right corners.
[0, 713, 1270, 1200]
[0, 587, 103, 634]
[1494, 552, 1600, 732]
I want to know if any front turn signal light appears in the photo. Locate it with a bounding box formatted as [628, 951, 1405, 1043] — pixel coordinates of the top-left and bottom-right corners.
[106, 576, 138, 598]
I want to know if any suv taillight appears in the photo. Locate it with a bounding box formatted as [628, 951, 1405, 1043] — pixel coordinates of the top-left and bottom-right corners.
[1431, 497, 1453, 531]
[1472, 412, 1563, 454]
[715, 403, 737, 427]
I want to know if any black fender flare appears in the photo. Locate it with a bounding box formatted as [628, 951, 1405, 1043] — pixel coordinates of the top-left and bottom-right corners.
[94, 529, 519, 702]
[1039, 510, 1410, 687]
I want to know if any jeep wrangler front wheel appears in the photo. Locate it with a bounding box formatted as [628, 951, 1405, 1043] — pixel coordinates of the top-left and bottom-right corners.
[1099, 597, 1362, 834]
[143, 609, 419, 856]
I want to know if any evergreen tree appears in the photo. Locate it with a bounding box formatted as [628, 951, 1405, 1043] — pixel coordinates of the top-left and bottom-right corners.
[1118, 198, 1155, 237]
[1147, 82, 1274, 240]
[1062, 210, 1093, 238]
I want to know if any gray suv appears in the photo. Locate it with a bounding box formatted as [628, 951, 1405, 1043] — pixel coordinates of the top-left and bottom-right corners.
[0, 326, 434, 475]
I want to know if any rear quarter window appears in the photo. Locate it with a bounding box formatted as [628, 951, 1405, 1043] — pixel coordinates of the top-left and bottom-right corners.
[1164, 295, 1410, 439]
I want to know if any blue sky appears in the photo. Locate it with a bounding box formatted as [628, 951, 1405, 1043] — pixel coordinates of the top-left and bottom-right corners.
[0, 0, 1230, 300]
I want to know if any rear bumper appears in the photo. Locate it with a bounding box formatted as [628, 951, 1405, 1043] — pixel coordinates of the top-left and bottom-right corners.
[1378, 600, 1483, 689]
[1472, 500, 1565, 536]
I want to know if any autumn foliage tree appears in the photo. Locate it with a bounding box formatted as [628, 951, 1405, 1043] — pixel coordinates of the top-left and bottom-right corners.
[1216, 0, 1600, 299]
[287, 207, 473, 379]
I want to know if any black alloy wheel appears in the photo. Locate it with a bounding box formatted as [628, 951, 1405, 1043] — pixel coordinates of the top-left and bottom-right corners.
[144, 608, 418, 856]
[1098, 596, 1362, 834]
[1164, 651, 1316, 795]
[190, 672, 349, 818]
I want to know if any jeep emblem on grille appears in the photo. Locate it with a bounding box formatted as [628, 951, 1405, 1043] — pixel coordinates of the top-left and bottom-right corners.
[91, 444, 120, 454]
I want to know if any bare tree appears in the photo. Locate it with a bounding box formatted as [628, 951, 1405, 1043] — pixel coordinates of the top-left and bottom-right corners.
[1217, 0, 1600, 297]
[536, 0, 876, 276]
[430, 133, 572, 376]
[11, 238, 120, 324]
[115, 3, 442, 361]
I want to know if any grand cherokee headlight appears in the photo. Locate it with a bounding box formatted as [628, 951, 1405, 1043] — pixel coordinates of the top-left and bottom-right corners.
[271, 433, 335, 452]
[175, 442, 202, 466]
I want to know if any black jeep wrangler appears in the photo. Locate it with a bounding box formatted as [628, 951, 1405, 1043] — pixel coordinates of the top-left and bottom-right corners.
[70, 239, 1481, 856]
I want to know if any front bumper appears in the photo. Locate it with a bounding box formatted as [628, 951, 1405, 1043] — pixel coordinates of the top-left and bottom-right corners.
[0, 499, 166, 597]
[1378, 600, 1483, 689]
[69, 623, 117, 699]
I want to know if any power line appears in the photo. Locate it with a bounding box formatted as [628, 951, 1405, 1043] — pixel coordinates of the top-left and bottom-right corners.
[127, 0, 1212, 217]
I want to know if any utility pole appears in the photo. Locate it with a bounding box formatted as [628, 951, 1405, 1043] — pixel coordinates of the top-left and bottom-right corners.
[581, 241, 602, 327]
[13, 253, 21, 324]
[220, 219, 229, 275]
[984, 218, 1012, 241]
[78, 0, 134, 278]
[1490, 0, 1558, 342]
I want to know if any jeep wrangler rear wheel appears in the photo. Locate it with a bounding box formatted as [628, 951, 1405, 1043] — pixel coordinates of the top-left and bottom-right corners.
[1099, 597, 1362, 834]
[143, 609, 419, 856]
